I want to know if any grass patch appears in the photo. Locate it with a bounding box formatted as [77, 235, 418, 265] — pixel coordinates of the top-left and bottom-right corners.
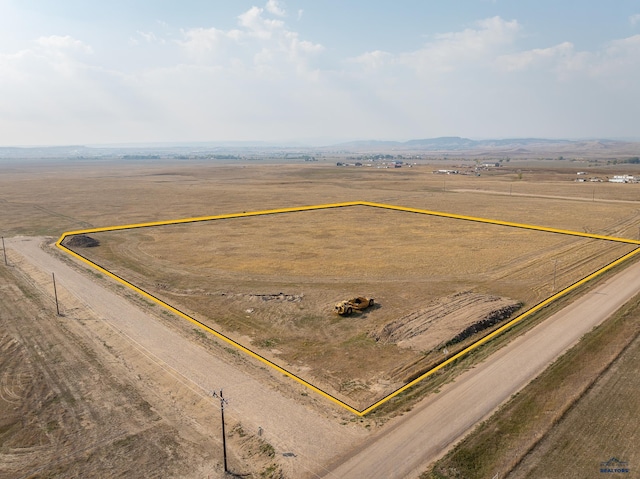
[260, 463, 281, 478]
[192, 328, 206, 339]
[259, 442, 276, 458]
[113, 434, 136, 450]
[15, 281, 38, 301]
[45, 420, 60, 432]
[257, 337, 280, 348]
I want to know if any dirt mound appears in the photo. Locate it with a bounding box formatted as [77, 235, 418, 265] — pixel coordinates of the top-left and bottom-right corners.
[371, 291, 522, 352]
[248, 292, 303, 302]
[63, 234, 100, 248]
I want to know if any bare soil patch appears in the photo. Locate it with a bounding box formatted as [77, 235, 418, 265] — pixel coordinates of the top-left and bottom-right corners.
[372, 291, 522, 352]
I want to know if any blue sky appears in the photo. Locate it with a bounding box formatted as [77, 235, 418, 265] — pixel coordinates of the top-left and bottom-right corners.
[1, 0, 640, 146]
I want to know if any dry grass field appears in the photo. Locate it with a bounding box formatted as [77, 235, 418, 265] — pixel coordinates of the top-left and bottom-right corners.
[64, 200, 637, 409]
[2, 158, 640, 476]
[510, 329, 640, 478]
[3, 160, 640, 239]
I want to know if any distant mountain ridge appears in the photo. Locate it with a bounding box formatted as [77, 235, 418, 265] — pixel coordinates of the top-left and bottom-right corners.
[330, 136, 580, 151]
[325, 136, 640, 157]
[0, 137, 638, 159]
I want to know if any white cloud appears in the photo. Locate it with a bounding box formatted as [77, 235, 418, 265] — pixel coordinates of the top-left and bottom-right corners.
[340, 17, 640, 139]
[238, 6, 284, 39]
[588, 34, 640, 81]
[0, 3, 330, 144]
[0, 35, 163, 145]
[434, 16, 517, 66]
[630, 14, 640, 26]
[35, 35, 93, 54]
[496, 41, 574, 71]
[604, 33, 640, 55]
[178, 3, 322, 73]
[178, 27, 232, 61]
[351, 50, 392, 69]
[265, 0, 286, 17]
[139, 31, 162, 44]
[130, 30, 167, 46]
[354, 16, 520, 74]
[494, 33, 640, 82]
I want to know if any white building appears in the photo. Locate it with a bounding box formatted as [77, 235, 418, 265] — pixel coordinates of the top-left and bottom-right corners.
[609, 175, 636, 183]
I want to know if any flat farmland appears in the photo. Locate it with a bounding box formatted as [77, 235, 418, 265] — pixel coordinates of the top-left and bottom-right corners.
[3, 161, 640, 240]
[66, 203, 638, 410]
[3, 159, 640, 477]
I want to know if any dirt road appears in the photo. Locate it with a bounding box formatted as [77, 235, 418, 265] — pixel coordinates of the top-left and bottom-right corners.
[321, 252, 640, 478]
[451, 188, 640, 205]
[6, 237, 366, 478]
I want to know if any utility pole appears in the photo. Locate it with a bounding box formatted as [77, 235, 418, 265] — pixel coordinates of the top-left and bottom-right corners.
[1, 237, 7, 266]
[212, 390, 229, 474]
[52, 273, 60, 316]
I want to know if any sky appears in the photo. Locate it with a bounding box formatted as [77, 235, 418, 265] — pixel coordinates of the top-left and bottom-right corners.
[1, 0, 640, 146]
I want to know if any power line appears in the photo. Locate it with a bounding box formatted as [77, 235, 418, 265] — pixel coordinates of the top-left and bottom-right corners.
[52, 272, 61, 316]
[211, 389, 229, 474]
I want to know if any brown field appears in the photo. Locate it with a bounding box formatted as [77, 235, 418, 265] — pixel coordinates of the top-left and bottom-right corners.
[3, 160, 640, 240]
[0, 249, 215, 478]
[2, 158, 640, 477]
[65, 199, 637, 409]
[510, 329, 640, 478]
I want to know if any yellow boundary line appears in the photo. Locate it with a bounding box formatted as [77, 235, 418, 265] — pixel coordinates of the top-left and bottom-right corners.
[55, 201, 640, 416]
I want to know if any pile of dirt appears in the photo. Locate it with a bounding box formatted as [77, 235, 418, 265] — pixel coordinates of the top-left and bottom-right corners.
[370, 291, 522, 353]
[63, 234, 100, 248]
[250, 292, 304, 302]
[220, 292, 303, 302]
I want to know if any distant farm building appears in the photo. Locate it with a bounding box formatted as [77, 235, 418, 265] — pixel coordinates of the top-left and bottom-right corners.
[608, 175, 637, 183]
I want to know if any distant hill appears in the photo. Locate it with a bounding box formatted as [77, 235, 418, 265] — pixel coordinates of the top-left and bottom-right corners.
[1, 137, 638, 159]
[329, 136, 576, 151]
[325, 137, 640, 157]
